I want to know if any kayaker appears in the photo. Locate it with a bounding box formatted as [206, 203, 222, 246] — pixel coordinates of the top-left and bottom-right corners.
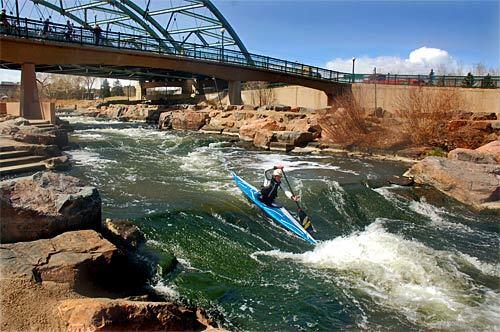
[260, 165, 300, 206]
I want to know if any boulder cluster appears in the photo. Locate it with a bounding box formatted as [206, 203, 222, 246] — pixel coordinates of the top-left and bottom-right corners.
[0, 171, 217, 331]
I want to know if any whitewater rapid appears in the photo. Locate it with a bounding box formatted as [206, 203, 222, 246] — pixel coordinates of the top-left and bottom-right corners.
[252, 219, 500, 329]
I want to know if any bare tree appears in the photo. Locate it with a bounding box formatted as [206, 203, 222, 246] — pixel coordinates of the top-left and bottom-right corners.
[81, 76, 97, 100]
[473, 62, 487, 76]
[247, 81, 276, 107]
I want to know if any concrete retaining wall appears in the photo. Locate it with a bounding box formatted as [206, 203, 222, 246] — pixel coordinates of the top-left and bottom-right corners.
[2, 102, 56, 123]
[206, 84, 500, 113]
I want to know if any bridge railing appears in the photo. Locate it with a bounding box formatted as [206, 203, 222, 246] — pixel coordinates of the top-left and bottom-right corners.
[0, 15, 352, 83]
[355, 73, 499, 88]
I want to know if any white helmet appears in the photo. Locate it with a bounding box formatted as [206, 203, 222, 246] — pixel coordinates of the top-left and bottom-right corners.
[273, 169, 283, 177]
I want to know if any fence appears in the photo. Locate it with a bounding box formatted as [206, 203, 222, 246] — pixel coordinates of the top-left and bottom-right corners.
[354, 73, 499, 88]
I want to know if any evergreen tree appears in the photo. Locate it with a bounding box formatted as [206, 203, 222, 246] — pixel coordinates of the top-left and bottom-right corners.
[111, 79, 124, 96]
[462, 72, 475, 88]
[100, 79, 111, 98]
[481, 74, 495, 89]
[428, 69, 435, 86]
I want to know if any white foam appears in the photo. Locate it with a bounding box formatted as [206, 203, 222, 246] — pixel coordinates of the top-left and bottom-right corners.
[244, 153, 359, 174]
[152, 280, 179, 299]
[253, 220, 500, 329]
[59, 115, 123, 125]
[71, 132, 105, 140]
[459, 253, 500, 278]
[67, 148, 117, 168]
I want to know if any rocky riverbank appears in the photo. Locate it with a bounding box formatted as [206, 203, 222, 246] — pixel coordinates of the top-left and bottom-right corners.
[0, 171, 219, 331]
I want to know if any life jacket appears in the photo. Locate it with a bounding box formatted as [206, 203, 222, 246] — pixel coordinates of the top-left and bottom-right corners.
[260, 177, 281, 202]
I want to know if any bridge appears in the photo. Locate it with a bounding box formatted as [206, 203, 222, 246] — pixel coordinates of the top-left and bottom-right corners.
[0, 0, 352, 120]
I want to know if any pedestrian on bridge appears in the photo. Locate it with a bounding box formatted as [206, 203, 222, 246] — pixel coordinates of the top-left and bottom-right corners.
[65, 20, 73, 41]
[93, 24, 102, 45]
[0, 9, 11, 33]
[41, 17, 50, 38]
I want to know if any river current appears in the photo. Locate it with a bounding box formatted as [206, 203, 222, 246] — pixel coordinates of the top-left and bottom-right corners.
[62, 115, 499, 331]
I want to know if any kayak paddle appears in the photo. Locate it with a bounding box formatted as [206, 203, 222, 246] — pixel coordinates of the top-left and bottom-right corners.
[282, 170, 314, 233]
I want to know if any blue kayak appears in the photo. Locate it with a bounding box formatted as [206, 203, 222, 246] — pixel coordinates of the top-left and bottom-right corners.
[232, 172, 317, 245]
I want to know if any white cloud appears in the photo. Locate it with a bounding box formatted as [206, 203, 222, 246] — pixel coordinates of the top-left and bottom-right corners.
[326, 47, 463, 75]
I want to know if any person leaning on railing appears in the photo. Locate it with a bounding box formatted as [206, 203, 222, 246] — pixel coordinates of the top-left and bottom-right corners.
[0, 9, 11, 33]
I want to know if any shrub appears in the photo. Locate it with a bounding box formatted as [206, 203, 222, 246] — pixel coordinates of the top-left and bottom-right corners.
[394, 87, 464, 146]
[319, 93, 368, 144]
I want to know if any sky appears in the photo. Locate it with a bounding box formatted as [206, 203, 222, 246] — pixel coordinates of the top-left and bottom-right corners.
[1, 0, 499, 82]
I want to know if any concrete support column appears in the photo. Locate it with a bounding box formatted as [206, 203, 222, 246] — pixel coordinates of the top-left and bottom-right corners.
[135, 81, 145, 100]
[228, 80, 242, 105]
[20, 63, 42, 120]
[181, 79, 197, 95]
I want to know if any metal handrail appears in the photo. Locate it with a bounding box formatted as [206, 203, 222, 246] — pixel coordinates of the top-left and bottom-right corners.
[0, 15, 352, 83]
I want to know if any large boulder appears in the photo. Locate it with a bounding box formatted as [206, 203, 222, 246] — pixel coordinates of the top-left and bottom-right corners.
[405, 157, 499, 210]
[0, 230, 116, 287]
[239, 117, 285, 141]
[0, 172, 101, 243]
[273, 131, 314, 146]
[58, 298, 213, 332]
[476, 140, 500, 155]
[253, 130, 275, 149]
[171, 111, 209, 130]
[448, 148, 499, 164]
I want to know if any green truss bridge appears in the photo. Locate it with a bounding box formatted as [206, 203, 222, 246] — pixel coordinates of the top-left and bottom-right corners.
[0, 0, 352, 105]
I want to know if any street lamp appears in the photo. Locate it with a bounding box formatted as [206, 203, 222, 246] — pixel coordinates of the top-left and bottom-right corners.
[351, 57, 356, 83]
[220, 27, 226, 62]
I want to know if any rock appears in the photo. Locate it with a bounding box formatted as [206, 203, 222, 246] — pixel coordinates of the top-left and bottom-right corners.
[271, 104, 291, 112]
[270, 142, 294, 152]
[388, 176, 414, 186]
[273, 131, 314, 146]
[372, 107, 386, 118]
[286, 116, 322, 138]
[476, 140, 500, 155]
[102, 218, 146, 251]
[239, 117, 285, 141]
[0, 172, 101, 243]
[171, 111, 209, 130]
[57, 298, 213, 332]
[44, 155, 71, 171]
[405, 157, 499, 210]
[471, 112, 497, 121]
[448, 148, 498, 164]
[0, 230, 116, 287]
[223, 105, 238, 112]
[253, 130, 275, 149]
[158, 111, 173, 130]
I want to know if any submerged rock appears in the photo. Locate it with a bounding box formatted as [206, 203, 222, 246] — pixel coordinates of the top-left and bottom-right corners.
[58, 298, 214, 332]
[0, 172, 101, 243]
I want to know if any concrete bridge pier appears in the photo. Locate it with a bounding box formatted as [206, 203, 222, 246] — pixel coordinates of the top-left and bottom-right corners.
[228, 80, 242, 105]
[20, 63, 43, 119]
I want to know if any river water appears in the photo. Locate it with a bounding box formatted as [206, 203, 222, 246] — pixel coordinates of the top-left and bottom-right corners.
[63, 115, 499, 331]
